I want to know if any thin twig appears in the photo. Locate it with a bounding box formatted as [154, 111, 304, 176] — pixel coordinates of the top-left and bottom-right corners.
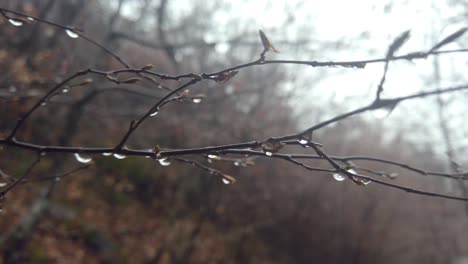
[0, 155, 41, 197]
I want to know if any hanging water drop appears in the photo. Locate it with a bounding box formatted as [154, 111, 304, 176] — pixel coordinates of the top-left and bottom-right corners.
[0, 182, 7, 188]
[265, 151, 273, 156]
[207, 154, 218, 159]
[233, 161, 240, 166]
[65, 29, 79, 38]
[372, 101, 398, 119]
[298, 139, 308, 145]
[192, 98, 202, 104]
[158, 157, 171, 166]
[102, 152, 112, 156]
[372, 108, 391, 119]
[40, 102, 47, 107]
[222, 178, 230, 184]
[8, 19, 24, 27]
[361, 179, 371, 186]
[74, 153, 92, 163]
[61, 88, 69, 93]
[150, 110, 159, 117]
[113, 153, 126, 159]
[332, 173, 346, 182]
[27, 17, 35, 22]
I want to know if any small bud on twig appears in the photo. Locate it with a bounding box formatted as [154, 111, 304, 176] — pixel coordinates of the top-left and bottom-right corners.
[214, 71, 239, 83]
[120, 77, 142, 84]
[429, 27, 468, 53]
[259, 29, 279, 53]
[141, 64, 154, 71]
[387, 30, 410, 58]
[74, 78, 93, 87]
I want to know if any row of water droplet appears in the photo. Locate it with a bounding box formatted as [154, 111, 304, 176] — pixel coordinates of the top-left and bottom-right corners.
[8, 17, 80, 39]
[73, 152, 172, 166]
[332, 168, 371, 185]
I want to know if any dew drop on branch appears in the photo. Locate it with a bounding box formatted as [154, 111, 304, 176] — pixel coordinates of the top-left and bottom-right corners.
[102, 152, 112, 156]
[332, 173, 346, 182]
[62, 88, 69, 93]
[8, 19, 23, 27]
[65, 29, 79, 39]
[360, 179, 371, 186]
[265, 151, 273, 156]
[207, 154, 218, 159]
[234, 161, 240, 166]
[74, 153, 92, 163]
[222, 178, 231, 184]
[150, 110, 159, 117]
[192, 98, 202, 104]
[372, 108, 392, 119]
[113, 153, 126, 159]
[27, 17, 35, 22]
[298, 139, 308, 145]
[0, 182, 7, 188]
[158, 157, 171, 166]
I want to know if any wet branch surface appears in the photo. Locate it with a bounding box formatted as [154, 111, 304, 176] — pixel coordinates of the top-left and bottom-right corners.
[1, 7, 468, 201]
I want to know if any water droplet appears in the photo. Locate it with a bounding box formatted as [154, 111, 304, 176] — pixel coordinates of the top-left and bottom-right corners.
[102, 152, 112, 156]
[65, 29, 79, 38]
[265, 151, 273, 156]
[74, 153, 92, 163]
[372, 108, 391, 119]
[158, 157, 171, 166]
[0, 182, 7, 187]
[332, 173, 346, 182]
[234, 161, 240, 166]
[207, 154, 218, 159]
[192, 98, 202, 104]
[9, 19, 23, 27]
[40, 102, 47, 106]
[27, 17, 35, 22]
[61, 88, 69, 93]
[361, 179, 371, 185]
[298, 139, 308, 145]
[222, 178, 230, 184]
[150, 110, 159, 117]
[113, 153, 126, 159]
